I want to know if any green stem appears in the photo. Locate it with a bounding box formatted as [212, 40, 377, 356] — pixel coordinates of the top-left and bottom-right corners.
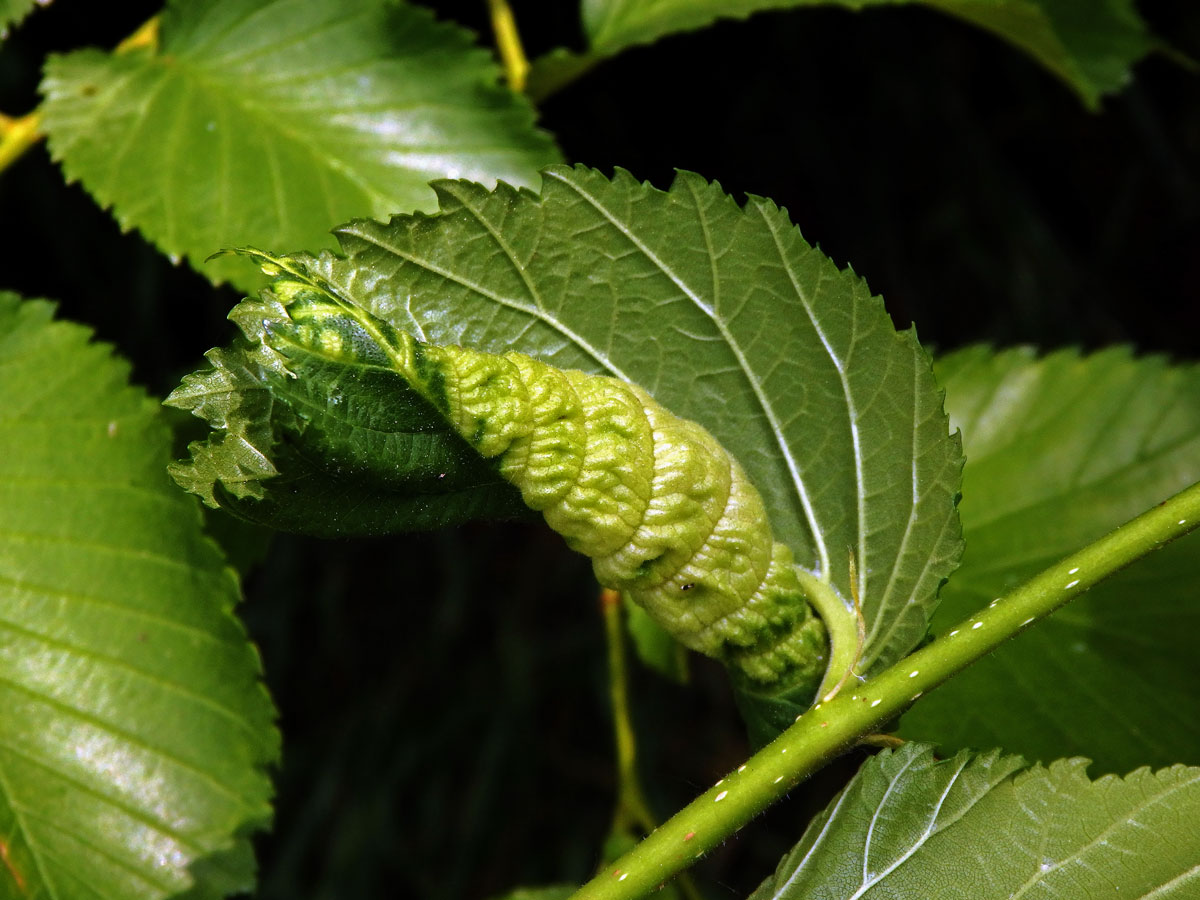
[570, 478, 1200, 900]
[602, 589, 657, 836]
[0, 15, 158, 176]
[486, 0, 530, 92]
[601, 590, 704, 900]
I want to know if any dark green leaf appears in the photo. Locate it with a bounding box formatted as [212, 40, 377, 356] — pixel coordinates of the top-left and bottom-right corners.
[39, 0, 560, 290]
[925, 0, 1158, 108]
[0, 293, 277, 898]
[752, 742, 1200, 899]
[572, 0, 1157, 109]
[166, 281, 531, 536]
[900, 347, 1200, 773]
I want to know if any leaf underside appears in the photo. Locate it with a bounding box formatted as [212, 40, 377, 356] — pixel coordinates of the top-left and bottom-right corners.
[166, 278, 533, 536]
[313, 166, 964, 682]
[0, 293, 277, 899]
[172, 167, 963, 727]
[900, 347, 1200, 774]
[39, 0, 560, 291]
[752, 742, 1200, 900]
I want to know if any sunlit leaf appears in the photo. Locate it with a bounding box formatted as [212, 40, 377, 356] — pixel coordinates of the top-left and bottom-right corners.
[0, 292, 277, 899]
[40, 0, 560, 290]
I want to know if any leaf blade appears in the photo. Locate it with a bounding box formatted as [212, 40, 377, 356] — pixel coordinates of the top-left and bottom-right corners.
[171, 169, 961, 731]
[0, 293, 277, 899]
[39, 0, 560, 290]
[0, 0, 36, 35]
[899, 347, 1200, 773]
[313, 167, 963, 683]
[575, 0, 1158, 109]
[753, 743, 1200, 900]
[166, 270, 532, 536]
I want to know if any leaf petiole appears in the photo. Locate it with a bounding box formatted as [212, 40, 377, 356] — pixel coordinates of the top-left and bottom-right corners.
[602, 589, 657, 839]
[0, 15, 158, 176]
[793, 569, 857, 702]
[0, 110, 41, 174]
[114, 15, 159, 54]
[601, 589, 704, 900]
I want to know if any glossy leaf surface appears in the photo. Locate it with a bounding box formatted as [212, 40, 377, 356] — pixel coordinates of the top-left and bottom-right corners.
[39, 0, 559, 290]
[751, 742, 1200, 899]
[0, 293, 277, 899]
[900, 347, 1200, 773]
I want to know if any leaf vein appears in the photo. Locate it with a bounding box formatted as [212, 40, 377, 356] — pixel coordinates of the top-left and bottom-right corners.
[336, 220, 630, 380]
[0, 616, 262, 736]
[0, 678, 248, 807]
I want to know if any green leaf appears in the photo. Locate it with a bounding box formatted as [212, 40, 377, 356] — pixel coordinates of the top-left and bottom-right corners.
[924, 0, 1158, 108]
[0, 0, 37, 35]
[313, 167, 962, 684]
[899, 347, 1200, 774]
[569, 0, 1157, 109]
[166, 280, 532, 536]
[623, 596, 689, 684]
[39, 0, 560, 291]
[171, 167, 961, 729]
[752, 742, 1200, 899]
[0, 293, 277, 899]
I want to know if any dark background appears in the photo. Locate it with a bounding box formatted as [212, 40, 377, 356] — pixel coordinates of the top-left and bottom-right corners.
[1, 2, 1198, 897]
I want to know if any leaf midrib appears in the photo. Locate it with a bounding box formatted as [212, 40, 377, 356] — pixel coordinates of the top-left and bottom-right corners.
[545, 169, 834, 576]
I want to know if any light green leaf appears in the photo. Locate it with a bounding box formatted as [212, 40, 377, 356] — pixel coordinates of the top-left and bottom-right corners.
[0, 293, 277, 899]
[752, 742, 1200, 900]
[39, 0, 560, 291]
[568, 0, 1157, 109]
[1, 0, 37, 35]
[899, 347, 1200, 774]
